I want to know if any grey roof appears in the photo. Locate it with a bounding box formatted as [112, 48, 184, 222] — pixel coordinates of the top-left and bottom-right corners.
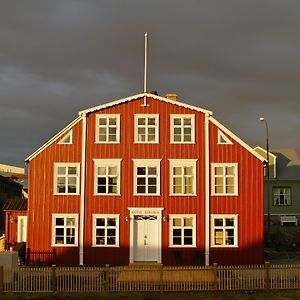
[271, 149, 300, 180]
[2, 197, 27, 211]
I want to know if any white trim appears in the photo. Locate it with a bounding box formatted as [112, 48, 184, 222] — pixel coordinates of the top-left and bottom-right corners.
[211, 163, 238, 196]
[132, 159, 161, 196]
[204, 113, 210, 266]
[93, 159, 122, 195]
[79, 93, 212, 116]
[168, 159, 197, 196]
[52, 214, 79, 247]
[169, 214, 196, 248]
[211, 214, 238, 248]
[210, 117, 265, 162]
[53, 163, 81, 195]
[58, 129, 73, 145]
[17, 216, 27, 243]
[134, 114, 159, 143]
[25, 116, 82, 162]
[92, 214, 120, 247]
[170, 114, 195, 144]
[217, 129, 233, 145]
[95, 114, 120, 144]
[79, 114, 87, 265]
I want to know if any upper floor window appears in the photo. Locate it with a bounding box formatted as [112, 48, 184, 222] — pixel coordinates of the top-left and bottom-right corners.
[58, 130, 73, 144]
[169, 215, 196, 247]
[54, 163, 80, 195]
[92, 214, 119, 247]
[133, 159, 161, 195]
[211, 163, 238, 196]
[134, 114, 159, 143]
[96, 114, 120, 143]
[217, 129, 233, 145]
[52, 214, 78, 247]
[211, 215, 238, 247]
[94, 159, 121, 195]
[170, 115, 195, 143]
[273, 187, 291, 206]
[169, 159, 197, 195]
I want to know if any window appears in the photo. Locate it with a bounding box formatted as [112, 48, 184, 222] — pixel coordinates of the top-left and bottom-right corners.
[92, 214, 119, 247]
[273, 187, 291, 206]
[169, 215, 196, 247]
[211, 163, 238, 195]
[170, 115, 195, 143]
[96, 114, 120, 143]
[211, 215, 238, 247]
[218, 129, 232, 145]
[133, 159, 161, 195]
[169, 159, 197, 195]
[54, 163, 80, 195]
[52, 214, 78, 246]
[94, 159, 121, 195]
[134, 114, 159, 143]
[58, 130, 73, 144]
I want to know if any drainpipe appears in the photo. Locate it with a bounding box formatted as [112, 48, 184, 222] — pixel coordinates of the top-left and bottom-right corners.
[204, 113, 210, 266]
[79, 113, 87, 265]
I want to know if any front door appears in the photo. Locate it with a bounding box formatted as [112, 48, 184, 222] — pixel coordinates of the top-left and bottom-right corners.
[133, 215, 159, 262]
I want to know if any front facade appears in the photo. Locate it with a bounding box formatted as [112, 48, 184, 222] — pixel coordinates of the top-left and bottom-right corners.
[26, 93, 264, 266]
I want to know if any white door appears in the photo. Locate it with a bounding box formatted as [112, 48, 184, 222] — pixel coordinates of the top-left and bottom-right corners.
[133, 215, 159, 262]
[17, 216, 27, 243]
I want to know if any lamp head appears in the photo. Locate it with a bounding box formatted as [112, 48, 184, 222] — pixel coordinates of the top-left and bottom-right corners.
[259, 117, 265, 122]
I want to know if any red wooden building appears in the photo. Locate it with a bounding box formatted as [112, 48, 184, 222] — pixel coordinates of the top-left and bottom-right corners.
[25, 93, 265, 266]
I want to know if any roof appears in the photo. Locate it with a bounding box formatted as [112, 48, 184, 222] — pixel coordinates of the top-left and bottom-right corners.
[0, 175, 22, 188]
[2, 197, 27, 211]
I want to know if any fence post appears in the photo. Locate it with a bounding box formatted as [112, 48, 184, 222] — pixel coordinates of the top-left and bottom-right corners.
[265, 262, 270, 290]
[213, 263, 218, 290]
[104, 264, 110, 291]
[51, 265, 57, 292]
[0, 266, 3, 293]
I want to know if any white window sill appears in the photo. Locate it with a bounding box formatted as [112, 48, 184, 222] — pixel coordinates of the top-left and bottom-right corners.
[169, 245, 197, 248]
[92, 245, 119, 248]
[51, 244, 78, 247]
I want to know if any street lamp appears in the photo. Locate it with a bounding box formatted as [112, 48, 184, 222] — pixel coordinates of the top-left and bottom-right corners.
[259, 117, 270, 245]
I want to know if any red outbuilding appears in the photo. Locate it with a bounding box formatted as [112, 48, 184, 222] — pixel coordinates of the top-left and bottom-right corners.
[25, 93, 265, 266]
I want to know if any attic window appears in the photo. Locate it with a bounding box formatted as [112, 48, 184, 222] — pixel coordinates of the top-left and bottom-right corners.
[218, 129, 232, 145]
[58, 130, 73, 145]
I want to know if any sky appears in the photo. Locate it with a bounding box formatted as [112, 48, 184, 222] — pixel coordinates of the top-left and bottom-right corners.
[1, 0, 300, 168]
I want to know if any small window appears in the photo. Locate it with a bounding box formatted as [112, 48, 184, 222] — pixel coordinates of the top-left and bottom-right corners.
[273, 187, 291, 206]
[169, 215, 196, 247]
[218, 129, 232, 145]
[54, 163, 80, 195]
[170, 115, 195, 143]
[96, 114, 120, 143]
[94, 159, 121, 195]
[92, 214, 119, 247]
[58, 130, 73, 144]
[134, 114, 159, 143]
[169, 159, 197, 195]
[211, 163, 238, 196]
[133, 159, 161, 195]
[52, 214, 78, 246]
[211, 215, 238, 247]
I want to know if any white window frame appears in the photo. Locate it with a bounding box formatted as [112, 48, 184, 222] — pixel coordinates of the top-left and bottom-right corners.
[211, 214, 238, 247]
[95, 114, 120, 144]
[170, 114, 195, 144]
[169, 214, 196, 247]
[58, 129, 73, 145]
[52, 214, 79, 247]
[133, 159, 161, 195]
[169, 159, 197, 196]
[54, 163, 80, 195]
[217, 129, 233, 145]
[17, 216, 27, 243]
[92, 214, 120, 247]
[211, 163, 238, 196]
[134, 114, 159, 143]
[93, 159, 121, 195]
[273, 187, 291, 206]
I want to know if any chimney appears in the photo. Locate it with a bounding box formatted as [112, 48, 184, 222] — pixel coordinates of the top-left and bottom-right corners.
[165, 93, 177, 101]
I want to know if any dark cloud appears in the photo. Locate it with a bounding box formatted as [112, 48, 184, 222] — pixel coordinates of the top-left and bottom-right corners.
[0, 0, 300, 166]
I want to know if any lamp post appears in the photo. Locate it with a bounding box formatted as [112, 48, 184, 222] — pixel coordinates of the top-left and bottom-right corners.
[259, 117, 270, 244]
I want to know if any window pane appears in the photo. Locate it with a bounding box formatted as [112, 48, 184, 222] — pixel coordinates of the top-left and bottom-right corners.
[66, 218, 75, 226]
[56, 228, 64, 236]
[137, 167, 146, 175]
[96, 218, 105, 226]
[184, 237, 193, 245]
[99, 118, 107, 125]
[215, 167, 223, 175]
[184, 167, 193, 175]
[148, 178, 157, 185]
[138, 118, 145, 125]
[148, 186, 157, 193]
[226, 166, 235, 175]
[214, 218, 223, 226]
[174, 118, 181, 125]
[57, 167, 66, 175]
[173, 167, 182, 175]
[109, 118, 116, 125]
[96, 237, 105, 245]
[184, 218, 193, 227]
[173, 237, 181, 245]
[68, 167, 77, 175]
[107, 218, 116, 226]
[148, 167, 157, 175]
[56, 218, 64, 226]
[148, 118, 156, 125]
[108, 167, 117, 175]
[183, 118, 191, 125]
[173, 218, 181, 226]
[107, 237, 116, 245]
[226, 218, 234, 226]
[137, 186, 146, 193]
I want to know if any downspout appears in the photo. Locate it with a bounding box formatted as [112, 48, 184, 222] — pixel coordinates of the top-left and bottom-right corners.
[204, 113, 210, 266]
[79, 113, 87, 265]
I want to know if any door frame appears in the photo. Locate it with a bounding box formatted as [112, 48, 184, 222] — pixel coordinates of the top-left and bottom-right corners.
[128, 207, 163, 263]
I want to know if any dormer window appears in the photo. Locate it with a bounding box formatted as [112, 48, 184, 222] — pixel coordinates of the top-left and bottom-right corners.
[58, 130, 73, 144]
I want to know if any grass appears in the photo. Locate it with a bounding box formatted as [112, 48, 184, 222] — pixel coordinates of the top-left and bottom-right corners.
[2, 290, 300, 300]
